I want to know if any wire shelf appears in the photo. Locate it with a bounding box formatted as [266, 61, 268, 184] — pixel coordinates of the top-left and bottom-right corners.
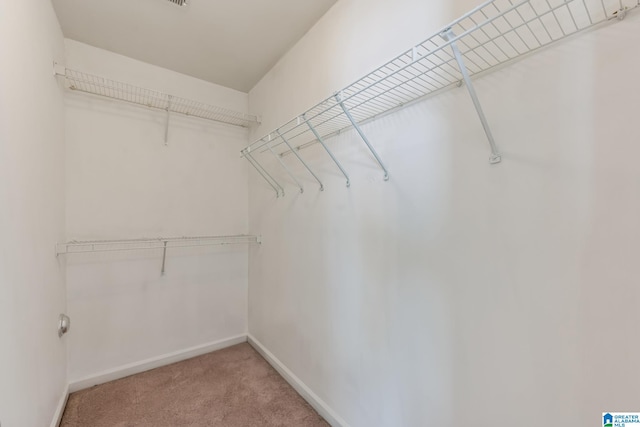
[56, 234, 261, 255]
[61, 69, 259, 128]
[244, 0, 637, 158]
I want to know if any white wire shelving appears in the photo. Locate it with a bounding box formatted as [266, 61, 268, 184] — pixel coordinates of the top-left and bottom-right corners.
[242, 0, 638, 197]
[56, 68, 260, 139]
[56, 235, 261, 274]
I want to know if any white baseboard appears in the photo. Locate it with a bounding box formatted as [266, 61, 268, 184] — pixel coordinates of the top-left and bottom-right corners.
[50, 384, 69, 427]
[69, 334, 247, 393]
[247, 334, 350, 427]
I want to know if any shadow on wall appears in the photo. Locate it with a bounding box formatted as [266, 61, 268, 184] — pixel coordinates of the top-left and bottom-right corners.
[576, 12, 640, 420]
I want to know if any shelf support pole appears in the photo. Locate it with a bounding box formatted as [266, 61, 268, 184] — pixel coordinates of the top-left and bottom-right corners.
[243, 150, 284, 197]
[302, 114, 350, 188]
[265, 140, 304, 194]
[276, 130, 324, 191]
[441, 29, 501, 164]
[164, 95, 172, 146]
[335, 92, 389, 181]
[161, 240, 168, 275]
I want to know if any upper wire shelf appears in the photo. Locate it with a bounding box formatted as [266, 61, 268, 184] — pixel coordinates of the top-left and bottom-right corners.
[242, 0, 638, 192]
[58, 68, 259, 129]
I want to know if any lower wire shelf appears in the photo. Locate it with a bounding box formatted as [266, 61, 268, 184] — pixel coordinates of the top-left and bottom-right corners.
[56, 234, 262, 275]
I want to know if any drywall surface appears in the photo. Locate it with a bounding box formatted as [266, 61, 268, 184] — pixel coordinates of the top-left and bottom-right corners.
[0, 1, 67, 426]
[247, 1, 640, 426]
[64, 40, 250, 382]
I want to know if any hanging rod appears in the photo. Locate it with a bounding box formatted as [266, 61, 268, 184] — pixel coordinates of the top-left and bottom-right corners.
[56, 235, 261, 275]
[55, 67, 260, 129]
[242, 0, 637, 194]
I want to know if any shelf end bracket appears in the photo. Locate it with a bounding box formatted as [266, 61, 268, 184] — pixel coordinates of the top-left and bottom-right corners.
[53, 61, 66, 77]
[441, 29, 501, 164]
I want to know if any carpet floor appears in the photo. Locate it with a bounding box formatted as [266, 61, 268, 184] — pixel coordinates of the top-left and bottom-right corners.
[60, 343, 329, 427]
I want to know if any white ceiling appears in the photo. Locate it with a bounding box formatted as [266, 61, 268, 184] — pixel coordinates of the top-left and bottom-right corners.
[52, 0, 337, 92]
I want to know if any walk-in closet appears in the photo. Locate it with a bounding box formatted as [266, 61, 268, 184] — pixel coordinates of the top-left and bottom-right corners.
[2, 0, 639, 426]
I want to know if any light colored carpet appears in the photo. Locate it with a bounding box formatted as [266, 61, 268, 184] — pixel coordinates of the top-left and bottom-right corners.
[60, 343, 329, 427]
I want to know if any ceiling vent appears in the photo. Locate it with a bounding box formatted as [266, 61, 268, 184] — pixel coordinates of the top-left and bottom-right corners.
[167, 0, 188, 6]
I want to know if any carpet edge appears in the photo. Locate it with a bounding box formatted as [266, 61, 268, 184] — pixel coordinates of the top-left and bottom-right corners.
[247, 333, 351, 427]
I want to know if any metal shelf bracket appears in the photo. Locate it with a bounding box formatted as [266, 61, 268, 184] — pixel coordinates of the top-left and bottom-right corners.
[265, 139, 304, 194]
[244, 148, 284, 197]
[302, 114, 350, 188]
[441, 28, 501, 165]
[335, 92, 390, 181]
[275, 130, 324, 191]
[164, 95, 172, 145]
[161, 240, 168, 275]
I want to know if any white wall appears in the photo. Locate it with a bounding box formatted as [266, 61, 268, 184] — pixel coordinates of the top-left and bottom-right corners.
[247, 1, 640, 426]
[64, 40, 250, 383]
[0, 1, 67, 426]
